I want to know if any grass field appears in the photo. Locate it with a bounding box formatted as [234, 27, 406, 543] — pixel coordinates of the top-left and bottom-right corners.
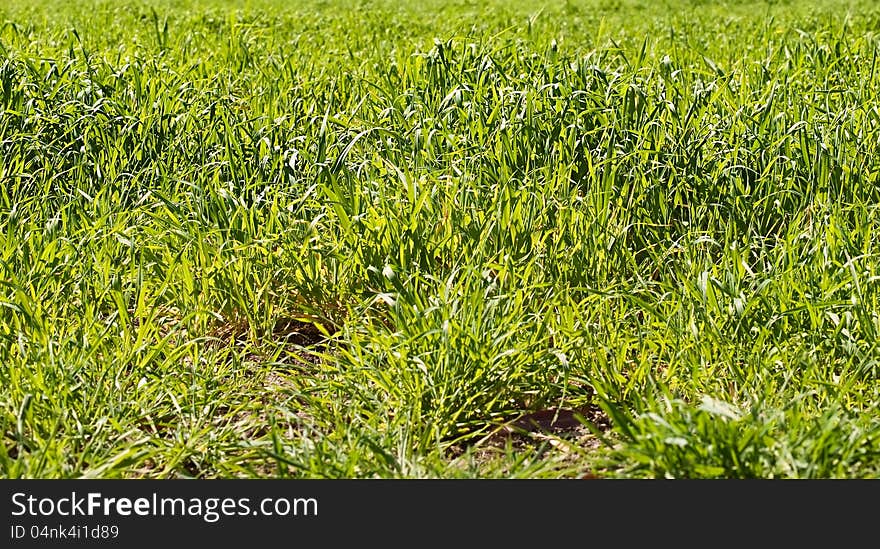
[2, 0, 880, 478]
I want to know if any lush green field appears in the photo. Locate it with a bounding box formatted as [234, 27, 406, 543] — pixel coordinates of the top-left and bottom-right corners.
[2, 0, 880, 478]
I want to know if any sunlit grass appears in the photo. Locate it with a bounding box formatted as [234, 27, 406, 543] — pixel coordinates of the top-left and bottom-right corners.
[2, 0, 880, 478]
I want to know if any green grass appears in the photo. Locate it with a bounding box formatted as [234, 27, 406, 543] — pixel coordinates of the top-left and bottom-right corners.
[2, 0, 880, 478]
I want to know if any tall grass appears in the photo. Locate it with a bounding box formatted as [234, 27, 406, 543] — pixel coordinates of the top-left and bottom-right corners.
[2, 0, 880, 478]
